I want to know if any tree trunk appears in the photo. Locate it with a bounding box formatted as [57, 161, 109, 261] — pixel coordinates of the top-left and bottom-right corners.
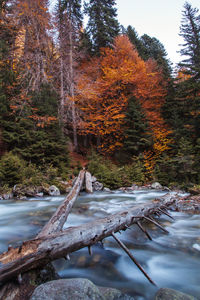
[69, 20, 78, 151]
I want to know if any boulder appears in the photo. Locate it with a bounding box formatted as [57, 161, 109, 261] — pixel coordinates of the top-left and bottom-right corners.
[155, 288, 197, 300]
[30, 278, 134, 300]
[151, 182, 162, 189]
[93, 181, 104, 191]
[48, 185, 60, 196]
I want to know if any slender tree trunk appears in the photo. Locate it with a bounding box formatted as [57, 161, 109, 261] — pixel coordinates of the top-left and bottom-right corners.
[69, 20, 78, 151]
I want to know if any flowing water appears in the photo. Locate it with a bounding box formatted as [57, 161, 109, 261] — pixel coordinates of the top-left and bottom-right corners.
[0, 190, 200, 299]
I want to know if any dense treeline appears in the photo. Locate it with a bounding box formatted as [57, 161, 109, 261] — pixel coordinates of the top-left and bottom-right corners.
[0, 0, 200, 190]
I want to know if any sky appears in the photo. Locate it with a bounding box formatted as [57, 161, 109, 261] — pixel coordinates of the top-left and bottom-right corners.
[115, 0, 200, 67]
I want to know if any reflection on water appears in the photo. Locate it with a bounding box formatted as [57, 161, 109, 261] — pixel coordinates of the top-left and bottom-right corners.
[0, 190, 200, 299]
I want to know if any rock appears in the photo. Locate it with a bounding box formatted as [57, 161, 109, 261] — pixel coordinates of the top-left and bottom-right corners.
[35, 192, 44, 197]
[98, 286, 134, 300]
[48, 185, 60, 196]
[91, 176, 97, 183]
[3, 192, 13, 200]
[93, 181, 104, 191]
[103, 187, 111, 192]
[85, 171, 93, 193]
[30, 278, 134, 300]
[155, 288, 197, 300]
[151, 182, 162, 189]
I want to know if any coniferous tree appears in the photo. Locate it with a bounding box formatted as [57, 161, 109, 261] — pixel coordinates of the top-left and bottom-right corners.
[123, 96, 152, 156]
[175, 2, 200, 146]
[140, 34, 172, 78]
[0, 0, 17, 156]
[84, 0, 120, 54]
[126, 26, 146, 60]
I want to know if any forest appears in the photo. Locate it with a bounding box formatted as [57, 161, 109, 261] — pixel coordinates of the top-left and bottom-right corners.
[0, 0, 200, 192]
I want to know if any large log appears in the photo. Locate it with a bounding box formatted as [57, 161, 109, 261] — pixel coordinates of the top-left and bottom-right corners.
[37, 170, 85, 237]
[0, 194, 176, 285]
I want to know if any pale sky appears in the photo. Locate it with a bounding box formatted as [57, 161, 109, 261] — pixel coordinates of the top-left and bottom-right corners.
[115, 0, 200, 67]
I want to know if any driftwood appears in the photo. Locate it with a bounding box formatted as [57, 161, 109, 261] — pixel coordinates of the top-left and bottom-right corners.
[0, 171, 178, 299]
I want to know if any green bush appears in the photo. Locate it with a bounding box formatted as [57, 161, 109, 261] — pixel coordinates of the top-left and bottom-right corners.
[0, 152, 25, 186]
[87, 151, 146, 189]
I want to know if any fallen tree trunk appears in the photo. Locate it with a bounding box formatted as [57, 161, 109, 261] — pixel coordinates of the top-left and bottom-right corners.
[0, 194, 176, 285]
[37, 170, 85, 237]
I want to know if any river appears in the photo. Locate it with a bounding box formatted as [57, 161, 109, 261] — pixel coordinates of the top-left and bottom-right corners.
[0, 189, 200, 299]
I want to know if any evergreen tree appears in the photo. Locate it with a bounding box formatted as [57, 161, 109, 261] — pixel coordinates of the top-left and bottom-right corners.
[123, 96, 152, 156]
[175, 2, 200, 146]
[179, 2, 200, 78]
[0, 0, 17, 156]
[140, 34, 172, 78]
[84, 0, 120, 54]
[126, 26, 146, 60]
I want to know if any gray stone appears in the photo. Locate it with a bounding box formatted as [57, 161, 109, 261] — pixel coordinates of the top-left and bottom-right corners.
[48, 185, 60, 196]
[155, 288, 197, 300]
[35, 192, 44, 197]
[91, 176, 97, 183]
[151, 182, 162, 189]
[3, 193, 13, 200]
[93, 181, 104, 191]
[103, 187, 111, 192]
[98, 286, 134, 300]
[30, 278, 134, 300]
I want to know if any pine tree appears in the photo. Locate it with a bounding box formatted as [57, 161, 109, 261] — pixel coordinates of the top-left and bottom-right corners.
[140, 34, 172, 78]
[123, 96, 152, 156]
[179, 2, 200, 78]
[175, 2, 200, 146]
[85, 0, 120, 54]
[0, 0, 17, 157]
[126, 26, 146, 60]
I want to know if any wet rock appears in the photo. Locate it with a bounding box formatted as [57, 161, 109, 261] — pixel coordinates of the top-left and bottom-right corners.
[155, 288, 197, 300]
[2, 192, 13, 200]
[151, 182, 162, 189]
[98, 286, 134, 299]
[93, 181, 104, 191]
[91, 176, 97, 183]
[30, 278, 134, 300]
[48, 185, 60, 196]
[103, 187, 111, 192]
[35, 192, 44, 197]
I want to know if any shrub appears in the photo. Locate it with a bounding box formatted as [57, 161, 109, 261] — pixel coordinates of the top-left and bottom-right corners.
[0, 152, 25, 186]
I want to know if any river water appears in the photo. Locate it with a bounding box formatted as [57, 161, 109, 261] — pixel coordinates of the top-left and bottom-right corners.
[0, 190, 200, 299]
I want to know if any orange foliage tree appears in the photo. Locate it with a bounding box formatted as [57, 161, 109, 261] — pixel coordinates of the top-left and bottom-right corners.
[75, 35, 171, 165]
